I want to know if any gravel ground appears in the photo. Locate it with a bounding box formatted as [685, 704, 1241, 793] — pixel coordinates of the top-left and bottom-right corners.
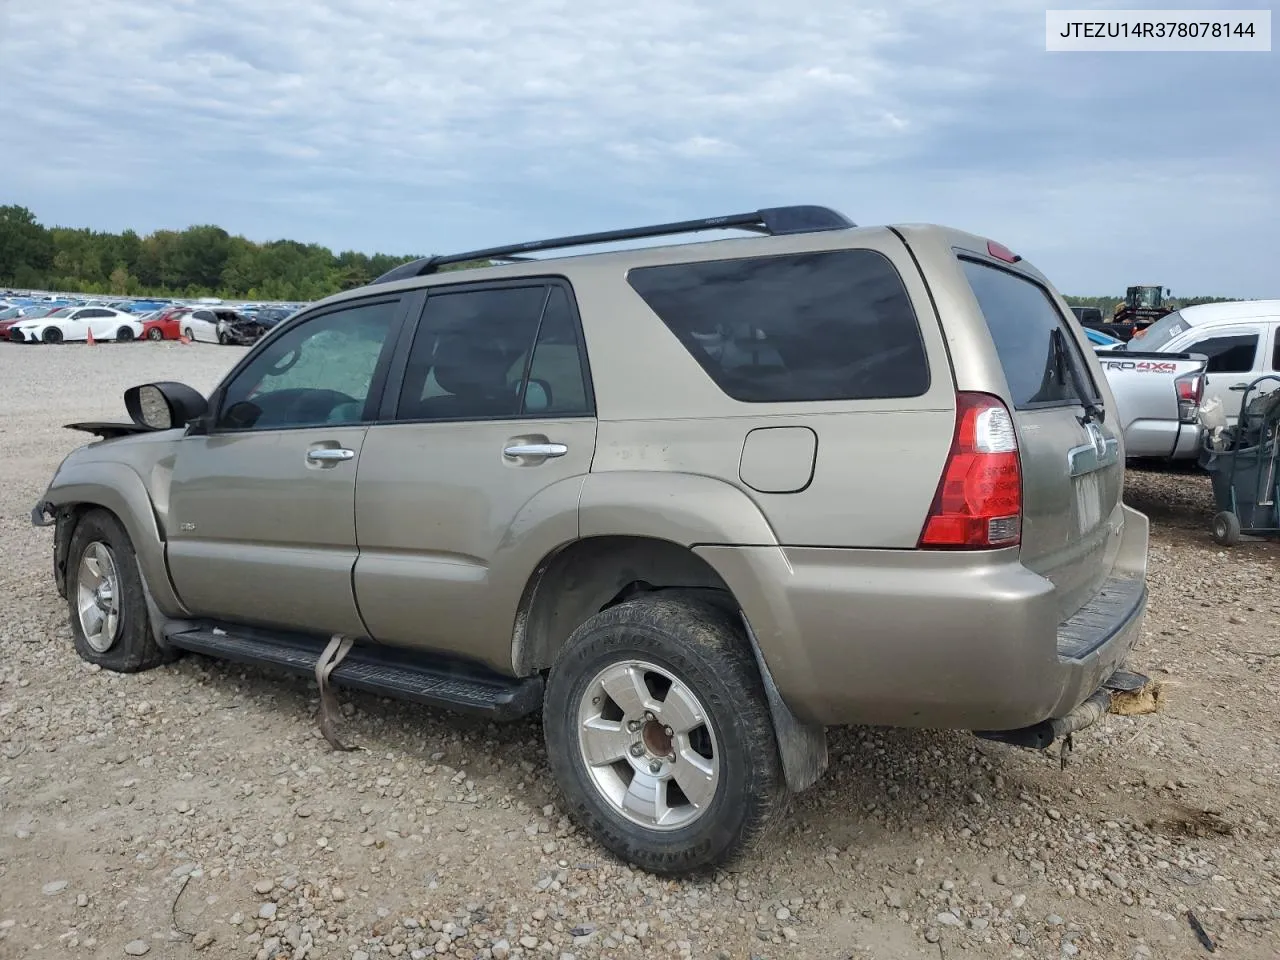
[2, 342, 1278, 960]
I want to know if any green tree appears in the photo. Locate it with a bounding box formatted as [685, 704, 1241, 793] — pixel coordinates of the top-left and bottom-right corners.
[109, 264, 131, 295]
[0, 204, 55, 282]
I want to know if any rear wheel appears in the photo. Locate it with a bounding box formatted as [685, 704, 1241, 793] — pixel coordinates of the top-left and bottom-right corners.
[42, 327, 63, 344]
[146, 327, 164, 341]
[543, 596, 785, 875]
[67, 509, 173, 672]
[1212, 510, 1241, 547]
[115, 326, 135, 342]
[182, 327, 194, 341]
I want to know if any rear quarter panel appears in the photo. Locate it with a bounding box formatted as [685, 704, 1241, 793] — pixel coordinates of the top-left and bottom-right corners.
[573, 227, 958, 549]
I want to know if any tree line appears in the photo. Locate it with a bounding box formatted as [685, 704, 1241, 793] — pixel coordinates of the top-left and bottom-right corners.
[1, 204, 1242, 305]
[0, 204, 425, 301]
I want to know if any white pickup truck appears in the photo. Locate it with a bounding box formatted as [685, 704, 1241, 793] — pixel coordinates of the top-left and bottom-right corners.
[1089, 329, 1207, 460]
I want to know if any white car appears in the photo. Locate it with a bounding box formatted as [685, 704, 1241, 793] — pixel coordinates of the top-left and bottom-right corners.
[7, 306, 145, 344]
[178, 307, 251, 344]
[1124, 299, 1280, 425]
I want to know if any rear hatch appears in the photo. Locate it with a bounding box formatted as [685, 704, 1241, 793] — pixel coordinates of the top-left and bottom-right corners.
[958, 257, 1124, 621]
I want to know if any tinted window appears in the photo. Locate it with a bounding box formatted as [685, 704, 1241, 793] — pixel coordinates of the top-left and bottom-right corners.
[523, 286, 591, 415]
[396, 285, 549, 421]
[627, 249, 929, 403]
[961, 259, 1099, 408]
[1186, 333, 1258, 373]
[216, 299, 399, 430]
[1273, 329, 1280, 371]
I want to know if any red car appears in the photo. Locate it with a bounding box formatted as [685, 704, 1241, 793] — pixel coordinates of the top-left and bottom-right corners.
[0, 306, 59, 339]
[141, 306, 193, 341]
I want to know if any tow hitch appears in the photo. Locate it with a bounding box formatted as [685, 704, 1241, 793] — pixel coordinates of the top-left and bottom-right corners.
[974, 669, 1151, 759]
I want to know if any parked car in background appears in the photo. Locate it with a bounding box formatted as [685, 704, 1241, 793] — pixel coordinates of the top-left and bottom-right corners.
[1072, 306, 1104, 326]
[250, 306, 295, 329]
[1125, 300, 1280, 425]
[1085, 327, 1124, 351]
[142, 306, 194, 341]
[217, 312, 268, 345]
[1093, 348, 1207, 460]
[0, 304, 28, 322]
[7, 306, 144, 344]
[129, 300, 171, 314]
[0, 305, 60, 338]
[179, 307, 258, 344]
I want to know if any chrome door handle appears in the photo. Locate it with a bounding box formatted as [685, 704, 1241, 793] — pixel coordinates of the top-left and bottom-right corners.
[307, 448, 355, 463]
[503, 442, 568, 459]
[1229, 383, 1250, 391]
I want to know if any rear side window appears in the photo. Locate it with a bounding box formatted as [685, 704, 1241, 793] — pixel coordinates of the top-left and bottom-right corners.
[1185, 333, 1258, 373]
[626, 249, 929, 403]
[961, 259, 1099, 409]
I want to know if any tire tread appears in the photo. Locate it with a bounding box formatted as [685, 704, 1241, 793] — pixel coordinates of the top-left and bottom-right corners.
[543, 595, 786, 876]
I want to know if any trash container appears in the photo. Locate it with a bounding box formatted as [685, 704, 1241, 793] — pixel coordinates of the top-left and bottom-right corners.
[1203, 439, 1275, 530]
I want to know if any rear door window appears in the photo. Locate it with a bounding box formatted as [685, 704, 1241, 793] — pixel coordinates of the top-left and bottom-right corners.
[1184, 332, 1259, 373]
[960, 259, 1099, 409]
[626, 249, 929, 403]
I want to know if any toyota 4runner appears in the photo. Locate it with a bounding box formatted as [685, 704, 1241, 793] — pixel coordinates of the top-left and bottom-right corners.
[33, 205, 1150, 875]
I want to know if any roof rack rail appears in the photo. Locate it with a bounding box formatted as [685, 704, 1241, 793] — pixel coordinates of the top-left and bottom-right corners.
[371, 205, 856, 285]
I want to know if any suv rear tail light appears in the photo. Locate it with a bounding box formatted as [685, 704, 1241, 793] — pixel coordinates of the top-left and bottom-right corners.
[1175, 372, 1203, 423]
[919, 392, 1022, 549]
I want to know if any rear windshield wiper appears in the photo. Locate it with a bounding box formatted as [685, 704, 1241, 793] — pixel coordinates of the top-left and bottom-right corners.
[1053, 328, 1105, 424]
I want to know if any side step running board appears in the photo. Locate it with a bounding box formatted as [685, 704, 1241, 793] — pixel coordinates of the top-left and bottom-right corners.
[164, 626, 543, 721]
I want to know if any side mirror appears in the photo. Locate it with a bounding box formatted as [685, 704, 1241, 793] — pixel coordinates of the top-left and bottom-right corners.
[123, 381, 208, 430]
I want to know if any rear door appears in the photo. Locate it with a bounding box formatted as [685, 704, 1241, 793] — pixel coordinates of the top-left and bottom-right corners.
[1170, 324, 1265, 421]
[353, 280, 597, 673]
[959, 258, 1122, 620]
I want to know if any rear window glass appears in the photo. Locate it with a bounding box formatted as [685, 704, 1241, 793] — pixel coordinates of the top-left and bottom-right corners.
[1128, 309, 1189, 351]
[960, 259, 1099, 409]
[626, 249, 929, 403]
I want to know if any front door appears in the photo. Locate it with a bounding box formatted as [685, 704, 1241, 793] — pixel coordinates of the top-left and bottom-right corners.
[166, 295, 406, 635]
[1176, 324, 1265, 421]
[353, 280, 597, 672]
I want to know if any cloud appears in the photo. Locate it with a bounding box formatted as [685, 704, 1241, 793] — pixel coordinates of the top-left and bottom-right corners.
[0, 0, 1275, 295]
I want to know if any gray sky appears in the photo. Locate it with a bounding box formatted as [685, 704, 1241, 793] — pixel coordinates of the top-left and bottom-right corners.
[1, 0, 1275, 296]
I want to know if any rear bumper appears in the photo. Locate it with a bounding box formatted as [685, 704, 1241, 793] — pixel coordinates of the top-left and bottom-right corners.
[1123, 418, 1202, 460]
[696, 504, 1149, 730]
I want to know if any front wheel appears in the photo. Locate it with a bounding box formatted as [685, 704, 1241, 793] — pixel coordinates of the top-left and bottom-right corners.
[42, 327, 63, 344]
[66, 509, 174, 672]
[543, 596, 786, 876]
[1212, 510, 1241, 546]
